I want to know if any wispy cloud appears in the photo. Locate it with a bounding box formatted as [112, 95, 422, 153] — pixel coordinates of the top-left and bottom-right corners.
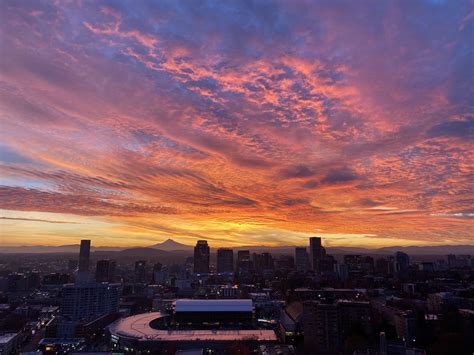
[0, 217, 80, 224]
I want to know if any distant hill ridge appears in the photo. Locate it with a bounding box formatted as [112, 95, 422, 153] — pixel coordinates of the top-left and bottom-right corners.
[0, 239, 472, 255]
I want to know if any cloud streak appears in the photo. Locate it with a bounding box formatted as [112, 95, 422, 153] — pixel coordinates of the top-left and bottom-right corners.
[0, 217, 80, 224]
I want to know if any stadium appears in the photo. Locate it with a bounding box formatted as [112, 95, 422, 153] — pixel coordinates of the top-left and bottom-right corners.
[108, 299, 278, 353]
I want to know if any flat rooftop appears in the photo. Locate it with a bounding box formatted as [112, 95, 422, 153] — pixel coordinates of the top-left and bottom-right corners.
[109, 312, 276, 342]
[175, 299, 253, 313]
[39, 338, 85, 345]
[0, 333, 18, 344]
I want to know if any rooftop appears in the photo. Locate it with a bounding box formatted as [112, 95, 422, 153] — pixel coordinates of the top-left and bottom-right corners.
[176, 350, 203, 355]
[39, 338, 85, 345]
[175, 299, 253, 313]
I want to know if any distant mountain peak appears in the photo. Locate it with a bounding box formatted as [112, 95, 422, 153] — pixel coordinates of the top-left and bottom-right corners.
[150, 239, 193, 251]
[163, 238, 180, 244]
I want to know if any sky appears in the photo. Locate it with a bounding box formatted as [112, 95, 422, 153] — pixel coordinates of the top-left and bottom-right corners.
[0, 0, 473, 248]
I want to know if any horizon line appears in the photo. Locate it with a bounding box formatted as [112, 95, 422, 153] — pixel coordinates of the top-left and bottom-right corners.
[1, 242, 472, 250]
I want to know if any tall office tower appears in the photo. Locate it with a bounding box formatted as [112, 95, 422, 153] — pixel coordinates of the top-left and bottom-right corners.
[309, 237, 323, 272]
[78, 240, 91, 272]
[395, 251, 410, 279]
[237, 250, 251, 273]
[76, 239, 91, 283]
[193, 240, 210, 274]
[95, 259, 116, 283]
[135, 260, 147, 282]
[295, 247, 310, 272]
[217, 248, 234, 273]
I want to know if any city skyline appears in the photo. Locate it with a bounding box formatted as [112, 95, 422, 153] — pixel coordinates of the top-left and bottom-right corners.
[1, 230, 471, 353]
[1, 1, 473, 248]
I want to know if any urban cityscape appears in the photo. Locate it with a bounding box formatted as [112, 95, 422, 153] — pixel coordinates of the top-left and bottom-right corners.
[1, 0, 473, 354]
[0, 238, 472, 354]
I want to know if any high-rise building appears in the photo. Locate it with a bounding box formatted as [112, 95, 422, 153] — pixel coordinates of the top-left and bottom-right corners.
[76, 240, 91, 283]
[395, 251, 410, 279]
[61, 283, 121, 321]
[135, 260, 147, 283]
[337, 300, 372, 342]
[78, 240, 91, 272]
[375, 257, 389, 274]
[309, 237, 336, 275]
[344, 254, 363, 272]
[237, 250, 251, 273]
[394, 311, 417, 344]
[58, 281, 121, 338]
[194, 240, 210, 274]
[362, 256, 375, 273]
[319, 254, 336, 273]
[304, 300, 372, 354]
[276, 255, 295, 271]
[95, 259, 116, 283]
[309, 237, 323, 273]
[295, 247, 309, 272]
[303, 301, 338, 352]
[447, 254, 457, 269]
[253, 252, 274, 273]
[379, 332, 388, 355]
[58, 240, 121, 338]
[336, 263, 349, 282]
[217, 248, 234, 273]
[152, 262, 165, 284]
[153, 262, 162, 272]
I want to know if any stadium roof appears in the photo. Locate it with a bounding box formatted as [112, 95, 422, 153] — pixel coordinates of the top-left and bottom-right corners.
[175, 299, 253, 313]
[108, 312, 276, 342]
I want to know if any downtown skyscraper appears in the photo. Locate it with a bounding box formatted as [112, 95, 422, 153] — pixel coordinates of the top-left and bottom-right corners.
[194, 240, 210, 274]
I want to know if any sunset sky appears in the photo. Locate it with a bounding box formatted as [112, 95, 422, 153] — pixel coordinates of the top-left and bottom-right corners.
[0, 0, 473, 248]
